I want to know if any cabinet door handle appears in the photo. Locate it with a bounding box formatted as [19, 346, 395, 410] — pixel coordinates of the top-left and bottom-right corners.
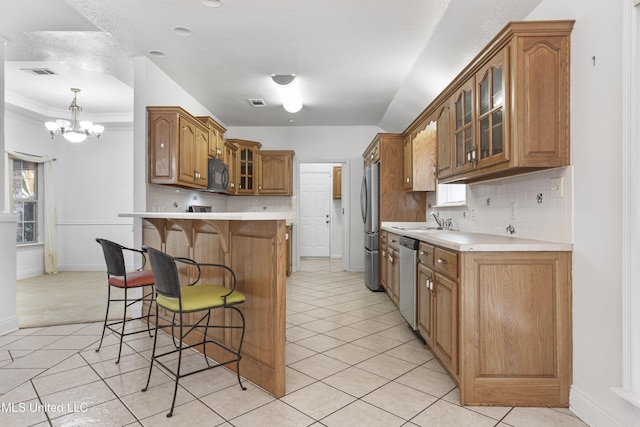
[389, 255, 393, 263]
[406, 177, 410, 183]
[437, 258, 448, 265]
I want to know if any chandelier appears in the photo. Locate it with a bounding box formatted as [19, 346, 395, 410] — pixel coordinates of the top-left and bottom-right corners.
[45, 88, 104, 143]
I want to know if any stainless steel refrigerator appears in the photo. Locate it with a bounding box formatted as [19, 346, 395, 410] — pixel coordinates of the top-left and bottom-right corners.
[361, 162, 382, 291]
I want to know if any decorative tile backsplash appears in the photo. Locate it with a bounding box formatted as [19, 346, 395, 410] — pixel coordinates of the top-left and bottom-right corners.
[430, 167, 573, 243]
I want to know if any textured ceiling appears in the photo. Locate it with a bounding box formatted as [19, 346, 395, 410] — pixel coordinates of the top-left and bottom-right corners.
[1, 0, 543, 132]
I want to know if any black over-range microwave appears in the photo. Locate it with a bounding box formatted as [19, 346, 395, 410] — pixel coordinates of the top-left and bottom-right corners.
[207, 158, 229, 192]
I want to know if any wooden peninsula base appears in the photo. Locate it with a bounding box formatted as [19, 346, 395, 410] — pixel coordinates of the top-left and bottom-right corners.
[122, 213, 289, 398]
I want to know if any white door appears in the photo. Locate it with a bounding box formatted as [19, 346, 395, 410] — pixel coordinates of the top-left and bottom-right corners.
[300, 171, 331, 257]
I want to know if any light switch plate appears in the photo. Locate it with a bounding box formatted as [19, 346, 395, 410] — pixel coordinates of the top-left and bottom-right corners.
[551, 177, 564, 198]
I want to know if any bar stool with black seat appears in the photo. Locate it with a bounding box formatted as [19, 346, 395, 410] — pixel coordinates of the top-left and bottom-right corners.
[95, 238, 155, 364]
[142, 246, 246, 418]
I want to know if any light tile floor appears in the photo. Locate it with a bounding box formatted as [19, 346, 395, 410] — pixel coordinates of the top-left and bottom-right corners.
[0, 258, 589, 426]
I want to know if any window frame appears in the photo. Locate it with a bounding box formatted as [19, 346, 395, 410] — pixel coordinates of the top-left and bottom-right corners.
[435, 183, 467, 207]
[11, 158, 40, 245]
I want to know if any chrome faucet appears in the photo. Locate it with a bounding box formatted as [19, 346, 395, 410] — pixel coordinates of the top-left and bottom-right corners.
[432, 212, 445, 229]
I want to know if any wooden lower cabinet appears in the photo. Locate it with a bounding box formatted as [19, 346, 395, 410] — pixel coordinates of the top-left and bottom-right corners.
[417, 262, 434, 345]
[416, 243, 572, 407]
[385, 233, 401, 306]
[417, 243, 459, 379]
[433, 272, 458, 378]
[459, 251, 572, 407]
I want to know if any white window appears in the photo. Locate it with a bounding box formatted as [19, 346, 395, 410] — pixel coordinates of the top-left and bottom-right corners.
[436, 183, 467, 206]
[11, 159, 39, 244]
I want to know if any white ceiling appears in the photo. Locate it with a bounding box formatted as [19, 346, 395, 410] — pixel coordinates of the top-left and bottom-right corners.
[1, 0, 543, 132]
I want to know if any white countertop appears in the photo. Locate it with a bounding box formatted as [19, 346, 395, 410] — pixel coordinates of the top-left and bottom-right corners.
[382, 222, 572, 252]
[119, 211, 296, 221]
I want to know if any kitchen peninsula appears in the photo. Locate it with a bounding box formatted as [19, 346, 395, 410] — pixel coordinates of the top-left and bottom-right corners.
[119, 211, 294, 398]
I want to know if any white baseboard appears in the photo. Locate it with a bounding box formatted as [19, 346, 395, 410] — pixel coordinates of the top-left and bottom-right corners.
[0, 315, 19, 336]
[570, 385, 634, 427]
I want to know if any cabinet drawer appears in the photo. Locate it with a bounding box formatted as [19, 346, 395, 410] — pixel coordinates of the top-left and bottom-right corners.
[418, 242, 434, 267]
[434, 247, 458, 279]
[387, 233, 401, 250]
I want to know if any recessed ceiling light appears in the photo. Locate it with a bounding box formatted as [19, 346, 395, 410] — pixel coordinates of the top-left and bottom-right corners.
[148, 50, 166, 57]
[172, 26, 192, 36]
[201, 0, 223, 7]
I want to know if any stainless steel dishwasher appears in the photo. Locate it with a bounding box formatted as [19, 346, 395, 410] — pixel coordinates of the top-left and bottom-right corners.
[399, 236, 419, 330]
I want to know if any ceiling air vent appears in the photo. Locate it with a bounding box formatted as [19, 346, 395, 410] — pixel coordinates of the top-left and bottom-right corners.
[248, 98, 266, 107]
[20, 68, 57, 76]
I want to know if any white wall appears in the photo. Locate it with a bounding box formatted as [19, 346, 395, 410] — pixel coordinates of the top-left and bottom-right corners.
[527, 2, 634, 426]
[0, 40, 19, 335]
[5, 110, 137, 275]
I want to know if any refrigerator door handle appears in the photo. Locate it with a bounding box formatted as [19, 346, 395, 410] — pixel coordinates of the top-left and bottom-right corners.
[360, 174, 368, 223]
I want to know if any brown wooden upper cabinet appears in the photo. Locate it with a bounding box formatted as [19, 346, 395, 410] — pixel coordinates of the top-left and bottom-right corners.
[403, 114, 437, 192]
[148, 106, 209, 189]
[405, 21, 574, 184]
[333, 166, 342, 199]
[196, 116, 226, 159]
[257, 150, 295, 195]
[226, 139, 294, 196]
[224, 140, 238, 194]
[228, 139, 262, 195]
[436, 103, 453, 179]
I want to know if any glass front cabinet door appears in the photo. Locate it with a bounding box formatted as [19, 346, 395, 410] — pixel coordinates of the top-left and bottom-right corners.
[475, 46, 509, 169]
[452, 79, 475, 175]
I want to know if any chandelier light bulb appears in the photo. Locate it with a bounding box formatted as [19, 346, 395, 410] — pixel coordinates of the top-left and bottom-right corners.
[44, 88, 104, 142]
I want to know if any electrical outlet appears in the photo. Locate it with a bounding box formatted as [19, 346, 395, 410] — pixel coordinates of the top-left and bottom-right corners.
[551, 177, 564, 198]
[510, 202, 517, 219]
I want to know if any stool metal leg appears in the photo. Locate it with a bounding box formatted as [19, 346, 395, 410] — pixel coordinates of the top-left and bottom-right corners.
[167, 311, 184, 418]
[232, 306, 247, 391]
[116, 286, 128, 364]
[142, 304, 160, 393]
[95, 284, 112, 354]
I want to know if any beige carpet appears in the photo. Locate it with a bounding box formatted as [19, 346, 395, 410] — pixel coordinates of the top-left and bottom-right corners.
[16, 271, 134, 328]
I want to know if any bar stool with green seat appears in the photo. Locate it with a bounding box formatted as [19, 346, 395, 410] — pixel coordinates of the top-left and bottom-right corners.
[142, 246, 247, 418]
[95, 238, 155, 364]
